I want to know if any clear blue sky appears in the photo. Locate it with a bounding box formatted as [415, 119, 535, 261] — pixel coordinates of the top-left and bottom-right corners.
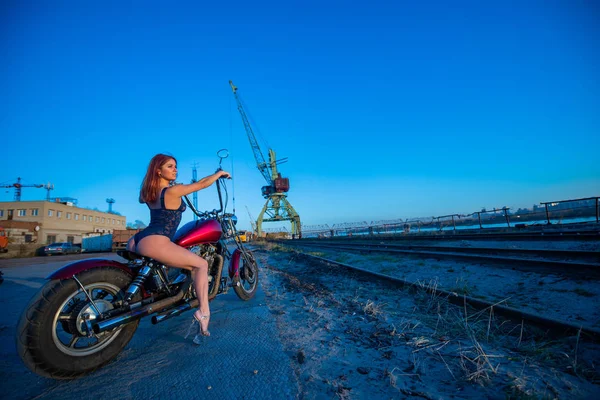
[1, 0, 598, 231]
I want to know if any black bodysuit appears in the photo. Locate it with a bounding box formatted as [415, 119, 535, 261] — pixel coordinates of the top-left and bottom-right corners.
[133, 187, 186, 245]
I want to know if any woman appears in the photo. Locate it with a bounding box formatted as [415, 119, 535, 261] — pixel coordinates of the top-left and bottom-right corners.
[127, 153, 230, 342]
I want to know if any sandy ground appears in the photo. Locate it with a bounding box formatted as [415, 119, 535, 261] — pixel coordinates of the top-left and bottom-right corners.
[254, 241, 600, 399]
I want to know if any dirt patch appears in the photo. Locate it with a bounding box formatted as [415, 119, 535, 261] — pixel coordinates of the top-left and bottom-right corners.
[255, 243, 600, 399]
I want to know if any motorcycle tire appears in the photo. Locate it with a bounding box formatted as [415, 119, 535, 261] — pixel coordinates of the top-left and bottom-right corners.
[16, 266, 140, 379]
[232, 251, 259, 301]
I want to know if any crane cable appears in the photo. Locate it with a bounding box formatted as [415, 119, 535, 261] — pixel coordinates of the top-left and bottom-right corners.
[229, 94, 236, 214]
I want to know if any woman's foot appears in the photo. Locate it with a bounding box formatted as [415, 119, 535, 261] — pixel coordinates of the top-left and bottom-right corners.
[184, 311, 210, 345]
[194, 310, 210, 337]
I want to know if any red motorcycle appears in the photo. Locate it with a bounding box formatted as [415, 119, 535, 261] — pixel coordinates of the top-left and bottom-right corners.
[16, 149, 259, 379]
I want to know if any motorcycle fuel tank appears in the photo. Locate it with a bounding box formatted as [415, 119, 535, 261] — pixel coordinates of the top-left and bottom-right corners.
[174, 219, 222, 247]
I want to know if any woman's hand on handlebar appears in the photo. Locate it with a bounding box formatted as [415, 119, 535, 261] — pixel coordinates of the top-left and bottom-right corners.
[218, 170, 231, 179]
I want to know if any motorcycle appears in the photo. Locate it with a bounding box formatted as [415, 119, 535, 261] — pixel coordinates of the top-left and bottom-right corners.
[16, 149, 259, 379]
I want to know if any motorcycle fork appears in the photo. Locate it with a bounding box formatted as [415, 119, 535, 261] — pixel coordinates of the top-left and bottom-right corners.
[208, 254, 225, 299]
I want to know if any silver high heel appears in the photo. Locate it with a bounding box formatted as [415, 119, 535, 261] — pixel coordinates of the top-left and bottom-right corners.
[184, 313, 210, 345]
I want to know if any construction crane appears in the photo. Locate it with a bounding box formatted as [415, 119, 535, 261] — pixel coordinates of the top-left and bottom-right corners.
[246, 205, 258, 235]
[0, 177, 54, 201]
[230, 80, 301, 238]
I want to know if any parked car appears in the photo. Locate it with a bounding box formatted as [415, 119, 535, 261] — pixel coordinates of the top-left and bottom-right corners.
[43, 242, 81, 256]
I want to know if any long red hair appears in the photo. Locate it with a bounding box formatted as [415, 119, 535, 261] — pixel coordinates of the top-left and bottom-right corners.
[139, 154, 176, 203]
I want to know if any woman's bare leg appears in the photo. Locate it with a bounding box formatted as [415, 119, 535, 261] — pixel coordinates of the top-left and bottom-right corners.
[135, 235, 210, 333]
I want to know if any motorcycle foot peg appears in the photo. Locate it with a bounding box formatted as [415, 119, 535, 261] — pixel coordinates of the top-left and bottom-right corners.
[219, 278, 229, 294]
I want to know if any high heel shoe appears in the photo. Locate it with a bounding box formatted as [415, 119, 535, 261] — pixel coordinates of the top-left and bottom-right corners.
[184, 312, 210, 345]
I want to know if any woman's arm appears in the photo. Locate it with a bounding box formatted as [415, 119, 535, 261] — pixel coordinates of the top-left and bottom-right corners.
[166, 170, 231, 198]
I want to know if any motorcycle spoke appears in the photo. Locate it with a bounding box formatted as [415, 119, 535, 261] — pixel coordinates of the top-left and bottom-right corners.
[57, 313, 71, 321]
[68, 335, 80, 349]
[96, 290, 112, 300]
[73, 276, 102, 315]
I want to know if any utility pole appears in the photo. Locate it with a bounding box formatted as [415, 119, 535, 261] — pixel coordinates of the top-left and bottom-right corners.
[191, 163, 199, 220]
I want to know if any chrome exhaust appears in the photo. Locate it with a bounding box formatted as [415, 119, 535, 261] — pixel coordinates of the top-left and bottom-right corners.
[151, 255, 222, 325]
[92, 287, 186, 334]
[151, 299, 199, 325]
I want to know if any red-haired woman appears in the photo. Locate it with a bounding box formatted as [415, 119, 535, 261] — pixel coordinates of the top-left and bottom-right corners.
[126, 153, 230, 342]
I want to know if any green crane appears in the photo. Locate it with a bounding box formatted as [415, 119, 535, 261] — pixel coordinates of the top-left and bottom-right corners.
[229, 80, 301, 238]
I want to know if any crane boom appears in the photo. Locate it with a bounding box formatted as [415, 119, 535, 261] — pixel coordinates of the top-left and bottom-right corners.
[229, 80, 272, 185]
[0, 177, 51, 201]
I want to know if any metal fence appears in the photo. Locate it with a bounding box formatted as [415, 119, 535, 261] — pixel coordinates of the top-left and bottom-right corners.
[300, 196, 600, 238]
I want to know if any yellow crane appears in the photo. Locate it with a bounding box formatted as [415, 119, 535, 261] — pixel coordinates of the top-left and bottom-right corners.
[230, 81, 301, 238]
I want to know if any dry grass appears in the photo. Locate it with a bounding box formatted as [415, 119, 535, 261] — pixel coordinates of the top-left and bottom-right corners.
[363, 300, 385, 317]
[262, 246, 597, 398]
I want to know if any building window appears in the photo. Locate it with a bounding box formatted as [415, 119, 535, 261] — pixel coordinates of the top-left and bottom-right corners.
[112, 219, 115, 225]
[0, 210, 3, 217]
[18, 209, 26, 217]
[75, 214, 79, 220]
[57, 211, 62, 218]
[101, 217, 105, 223]
[96, 217, 100, 222]
[83, 215, 87, 221]
[31, 209, 39, 216]
[67, 212, 72, 219]
[67, 236, 74, 243]
[48, 210, 54, 217]
[47, 235, 56, 244]
[25, 234, 33, 243]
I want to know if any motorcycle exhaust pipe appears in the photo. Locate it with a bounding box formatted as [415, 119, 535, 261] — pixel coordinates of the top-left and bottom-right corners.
[151, 299, 199, 325]
[151, 255, 222, 325]
[150, 255, 224, 325]
[92, 286, 187, 334]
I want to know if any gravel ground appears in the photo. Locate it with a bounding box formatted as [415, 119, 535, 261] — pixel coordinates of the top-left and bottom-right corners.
[255, 240, 600, 399]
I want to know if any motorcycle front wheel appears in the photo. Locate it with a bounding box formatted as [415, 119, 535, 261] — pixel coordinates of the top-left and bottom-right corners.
[16, 266, 139, 379]
[232, 250, 259, 300]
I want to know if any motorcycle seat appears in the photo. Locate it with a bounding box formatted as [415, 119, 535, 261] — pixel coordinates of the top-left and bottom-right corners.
[117, 249, 145, 261]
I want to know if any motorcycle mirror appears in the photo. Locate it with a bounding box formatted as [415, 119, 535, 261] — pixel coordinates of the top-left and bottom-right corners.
[217, 148, 229, 160]
[231, 215, 238, 225]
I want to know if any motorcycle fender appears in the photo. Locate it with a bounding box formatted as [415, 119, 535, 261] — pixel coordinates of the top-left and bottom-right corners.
[47, 258, 133, 280]
[228, 249, 241, 278]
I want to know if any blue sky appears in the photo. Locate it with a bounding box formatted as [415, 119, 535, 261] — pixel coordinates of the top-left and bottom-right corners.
[1, 0, 598, 232]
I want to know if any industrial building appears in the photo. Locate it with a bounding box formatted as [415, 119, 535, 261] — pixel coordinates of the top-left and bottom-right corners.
[0, 200, 126, 245]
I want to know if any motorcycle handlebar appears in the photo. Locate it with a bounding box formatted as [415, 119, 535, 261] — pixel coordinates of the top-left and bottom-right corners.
[183, 171, 230, 220]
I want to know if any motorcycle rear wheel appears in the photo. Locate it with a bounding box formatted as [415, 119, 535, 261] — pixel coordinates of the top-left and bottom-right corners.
[232, 250, 259, 300]
[16, 267, 139, 379]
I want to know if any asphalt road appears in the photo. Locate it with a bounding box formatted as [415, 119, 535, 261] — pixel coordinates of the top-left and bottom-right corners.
[0, 254, 299, 400]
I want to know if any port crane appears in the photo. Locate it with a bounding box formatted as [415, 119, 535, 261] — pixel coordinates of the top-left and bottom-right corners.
[246, 205, 258, 235]
[0, 177, 54, 201]
[230, 81, 301, 238]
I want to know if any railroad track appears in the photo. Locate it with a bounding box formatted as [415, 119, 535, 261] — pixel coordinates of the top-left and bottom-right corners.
[278, 240, 600, 278]
[265, 246, 600, 342]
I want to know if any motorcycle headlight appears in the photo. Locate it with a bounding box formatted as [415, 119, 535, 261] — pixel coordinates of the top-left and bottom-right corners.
[231, 215, 238, 225]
